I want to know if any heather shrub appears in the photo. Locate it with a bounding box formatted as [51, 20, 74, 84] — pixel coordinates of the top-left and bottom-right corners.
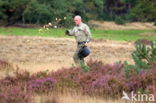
[50, 59, 155, 99]
[127, 69, 156, 94]
[87, 59, 104, 71]
[51, 67, 83, 92]
[146, 85, 156, 99]
[82, 61, 127, 97]
[51, 60, 127, 98]
[77, 71, 103, 95]
[91, 74, 128, 98]
[14, 69, 31, 82]
[0, 59, 155, 101]
[135, 39, 151, 45]
[87, 60, 124, 76]
[13, 69, 50, 84]
[0, 71, 57, 102]
[34, 70, 49, 78]
[0, 85, 32, 103]
[28, 77, 57, 94]
[0, 76, 20, 88]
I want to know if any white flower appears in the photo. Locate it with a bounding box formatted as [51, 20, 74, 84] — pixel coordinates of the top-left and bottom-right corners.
[54, 26, 57, 28]
[48, 22, 52, 26]
[64, 17, 67, 20]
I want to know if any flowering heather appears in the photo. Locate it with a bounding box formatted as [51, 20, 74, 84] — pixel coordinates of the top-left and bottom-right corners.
[90, 74, 127, 98]
[51, 60, 126, 97]
[28, 77, 57, 94]
[51, 67, 83, 92]
[50, 60, 156, 98]
[0, 59, 155, 101]
[14, 70, 31, 82]
[0, 76, 21, 88]
[87, 59, 124, 75]
[0, 86, 32, 103]
[127, 69, 156, 92]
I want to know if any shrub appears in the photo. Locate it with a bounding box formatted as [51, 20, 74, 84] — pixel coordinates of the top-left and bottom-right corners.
[0, 85, 32, 103]
[124, 40, 156, 77]
[28, 77, 57, 94]
[32, 70, 49, 78]
[0, 59, 155, 100]
[28, 77, 56, 93]
[127, 68, 156, 95]
[14, 70, 31, 82]
[115, 16, 126, 25]
[91, 74, 128, 98]
[51, 60, 126, 98]
[132, 41, 156, 67]
[51, 67, 83, 93]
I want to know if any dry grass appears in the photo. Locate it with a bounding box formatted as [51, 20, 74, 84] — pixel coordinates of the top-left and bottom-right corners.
[89, 20, 156, 30]
[0, 35, 134, 73]
[33, 93, 126, 103]
[0, 60, 15, 78]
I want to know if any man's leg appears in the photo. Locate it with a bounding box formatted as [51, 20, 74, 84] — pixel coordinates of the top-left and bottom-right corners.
[73, 52, 79, 66]
[73, 47, 90, 72]
[73, 45, 84, 66]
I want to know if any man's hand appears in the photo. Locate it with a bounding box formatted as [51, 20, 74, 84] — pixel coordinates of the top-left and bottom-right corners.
[65, 30, 70, 35]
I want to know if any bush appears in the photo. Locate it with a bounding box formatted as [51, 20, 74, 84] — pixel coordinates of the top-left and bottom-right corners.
[51, 67, 83, 93]
[91, 74, 127, 98]
[127, 69, 156, 94]
[27, 77, 57, 94]
[0, 59, 155, 100]
[50, 60, 127, 98]
[0, 85, 32, 103]
[115, 16, 126, 25]
[124, 40, 156, 77]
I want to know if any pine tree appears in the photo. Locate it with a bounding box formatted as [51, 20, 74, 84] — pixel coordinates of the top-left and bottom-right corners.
[132, 41, 156, 69]
[124, 41, 156, 77]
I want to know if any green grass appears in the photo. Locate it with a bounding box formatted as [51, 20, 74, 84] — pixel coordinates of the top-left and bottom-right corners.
[92, 29, 156, 41]
[0, 27, 155, 41]
[0, 27, 65, 37]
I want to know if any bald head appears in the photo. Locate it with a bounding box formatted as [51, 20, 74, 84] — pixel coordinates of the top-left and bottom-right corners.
[74, 15, 82, 25]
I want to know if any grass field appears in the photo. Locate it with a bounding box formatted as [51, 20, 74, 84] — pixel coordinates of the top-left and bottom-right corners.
[0, 27, 155, 41]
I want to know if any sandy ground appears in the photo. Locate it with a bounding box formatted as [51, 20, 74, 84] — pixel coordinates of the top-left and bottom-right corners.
[0, 35, 135, 73]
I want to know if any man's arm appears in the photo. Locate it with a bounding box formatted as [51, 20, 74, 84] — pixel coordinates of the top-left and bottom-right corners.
[65, 28, 75, 36]
[85, 25, 92, 42]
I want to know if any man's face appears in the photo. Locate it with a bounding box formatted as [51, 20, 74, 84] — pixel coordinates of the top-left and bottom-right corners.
[74, 17, 81, 25]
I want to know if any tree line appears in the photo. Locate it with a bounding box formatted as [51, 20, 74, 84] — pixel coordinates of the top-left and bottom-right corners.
[0, 0, 156, 26]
